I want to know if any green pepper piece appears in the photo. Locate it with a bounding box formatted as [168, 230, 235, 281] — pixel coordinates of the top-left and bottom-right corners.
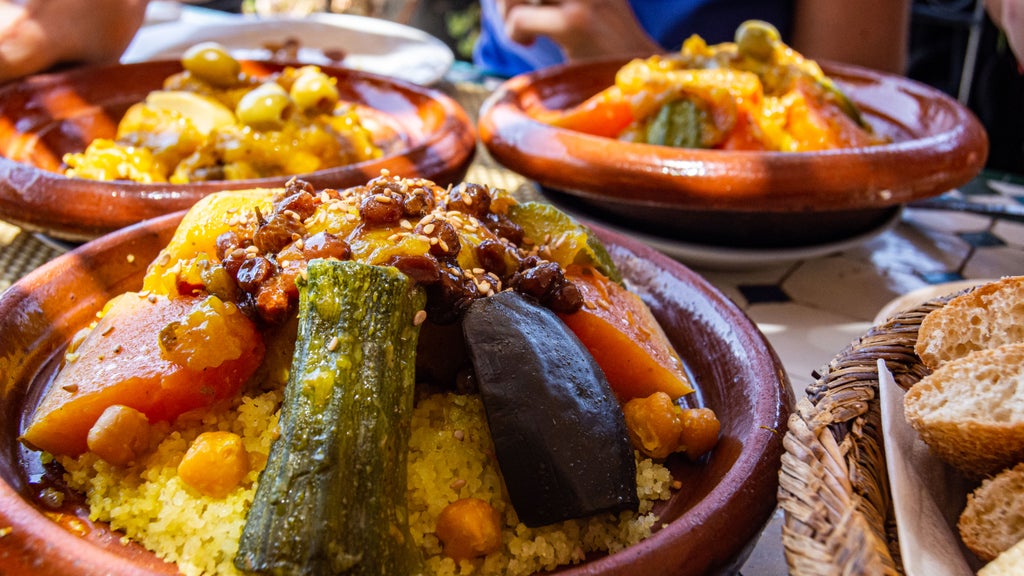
[507, 202, 622, 284]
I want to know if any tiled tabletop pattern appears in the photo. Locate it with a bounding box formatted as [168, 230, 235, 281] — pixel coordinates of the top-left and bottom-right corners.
[1, 70, 1022, 575]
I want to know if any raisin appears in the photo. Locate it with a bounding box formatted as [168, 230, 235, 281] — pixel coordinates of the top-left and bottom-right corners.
[388, 254, 441, 284]
[484, 213, 524, 245]
[475, 240, 508, 277]
[254, 214, 305, 254]
[360, 192, 404, 227]
[215, 231, 242, 260]
[512, 261, 561, 300]
[446, 183, 491, 219]
[276, 189, 318, 220]
[302, 232, 350, 261]
[417, 219, 461, 259]
[548, 282, 583, 313]
[402, 184, 437, 217]
[236, 256, 275, 294]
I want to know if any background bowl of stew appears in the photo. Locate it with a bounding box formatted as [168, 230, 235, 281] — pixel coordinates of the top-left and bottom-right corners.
[0, 209, 792, 575]
[0, 59, 476, 242]
[478, 58, 988, 249]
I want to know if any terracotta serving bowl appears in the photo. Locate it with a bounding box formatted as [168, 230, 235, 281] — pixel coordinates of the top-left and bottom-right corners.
[479, 58, 989, 248]
[0, 59, 476, 241]
[0, 212, 791, 575]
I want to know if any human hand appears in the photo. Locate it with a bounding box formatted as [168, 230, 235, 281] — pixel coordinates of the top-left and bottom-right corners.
[0, 0, 147, 83]
[498, 0, 662, 61]
[985, 0, 1024, 63]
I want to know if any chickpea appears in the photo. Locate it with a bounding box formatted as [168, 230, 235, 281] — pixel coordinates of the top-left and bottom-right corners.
[87, 404, 151, 465]
[177, 431, 250, 498]
[435, 497, 502, 560]
[622, 392, 684, 459]
[289, 68, 340, 113]
[235, 82, 291, 130]
[181, 42, 241, 88]
[679, 407, 721, 460]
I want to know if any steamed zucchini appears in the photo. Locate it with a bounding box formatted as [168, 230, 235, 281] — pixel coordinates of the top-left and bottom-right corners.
[235, 260, 425, 575]
[462, 290, 638, 527]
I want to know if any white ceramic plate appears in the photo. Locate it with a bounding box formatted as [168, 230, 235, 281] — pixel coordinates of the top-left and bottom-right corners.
[122, 12, 454, 85]
[872, 279, 994, 325]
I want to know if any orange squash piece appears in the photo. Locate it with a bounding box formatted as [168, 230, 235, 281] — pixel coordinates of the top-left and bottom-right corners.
[559, 265, 693, 401]
[20, 292, 265, 457]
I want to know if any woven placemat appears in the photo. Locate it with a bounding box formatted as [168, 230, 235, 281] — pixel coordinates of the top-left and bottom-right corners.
[778, 298, 952, 576]
[0, 222, 63, 291]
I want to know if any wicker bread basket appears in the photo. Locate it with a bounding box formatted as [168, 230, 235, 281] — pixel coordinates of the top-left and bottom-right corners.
[778, 295, 958, 575]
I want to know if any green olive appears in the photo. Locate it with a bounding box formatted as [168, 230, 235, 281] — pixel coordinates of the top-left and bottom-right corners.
[735, 20, 780, 61]
[289, 69, 340, 112]
[182, 42, 242, 87]
[235, 82, 291, 129]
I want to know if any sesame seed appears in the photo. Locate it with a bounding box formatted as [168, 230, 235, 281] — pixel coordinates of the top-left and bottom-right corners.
[413, 310, 427, 326]
[449, 478, 467, 490]
[327, 336, 339, 351]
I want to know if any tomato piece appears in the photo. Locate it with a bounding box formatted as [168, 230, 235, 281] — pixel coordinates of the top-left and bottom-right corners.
[20, 292, 265, 457]
[558, 265, 693, 401]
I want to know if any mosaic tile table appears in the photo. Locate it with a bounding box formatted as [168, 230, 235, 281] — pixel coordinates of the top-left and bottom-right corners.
[2, 77, 1021, 575]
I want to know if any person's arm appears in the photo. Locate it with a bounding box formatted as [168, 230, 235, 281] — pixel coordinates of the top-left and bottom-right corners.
[499, 0, 662, 61]
[790, 0, 911, 74]
[0, 0, 148, 83]
[985, 0, 1024, 63]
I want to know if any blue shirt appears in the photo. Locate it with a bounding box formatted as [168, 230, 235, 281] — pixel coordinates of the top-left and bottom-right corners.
[473, 0, 795, 78]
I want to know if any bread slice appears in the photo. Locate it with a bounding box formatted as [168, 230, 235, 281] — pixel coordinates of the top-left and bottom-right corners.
[904, 342, 1024, 479]
[915, 275, 1024, 370]
[979, 536, 1024, 576]
[961, 462, 1024, 563]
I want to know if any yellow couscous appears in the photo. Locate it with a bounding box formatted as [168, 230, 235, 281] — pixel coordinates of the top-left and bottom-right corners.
[62, 391, 672, 576]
